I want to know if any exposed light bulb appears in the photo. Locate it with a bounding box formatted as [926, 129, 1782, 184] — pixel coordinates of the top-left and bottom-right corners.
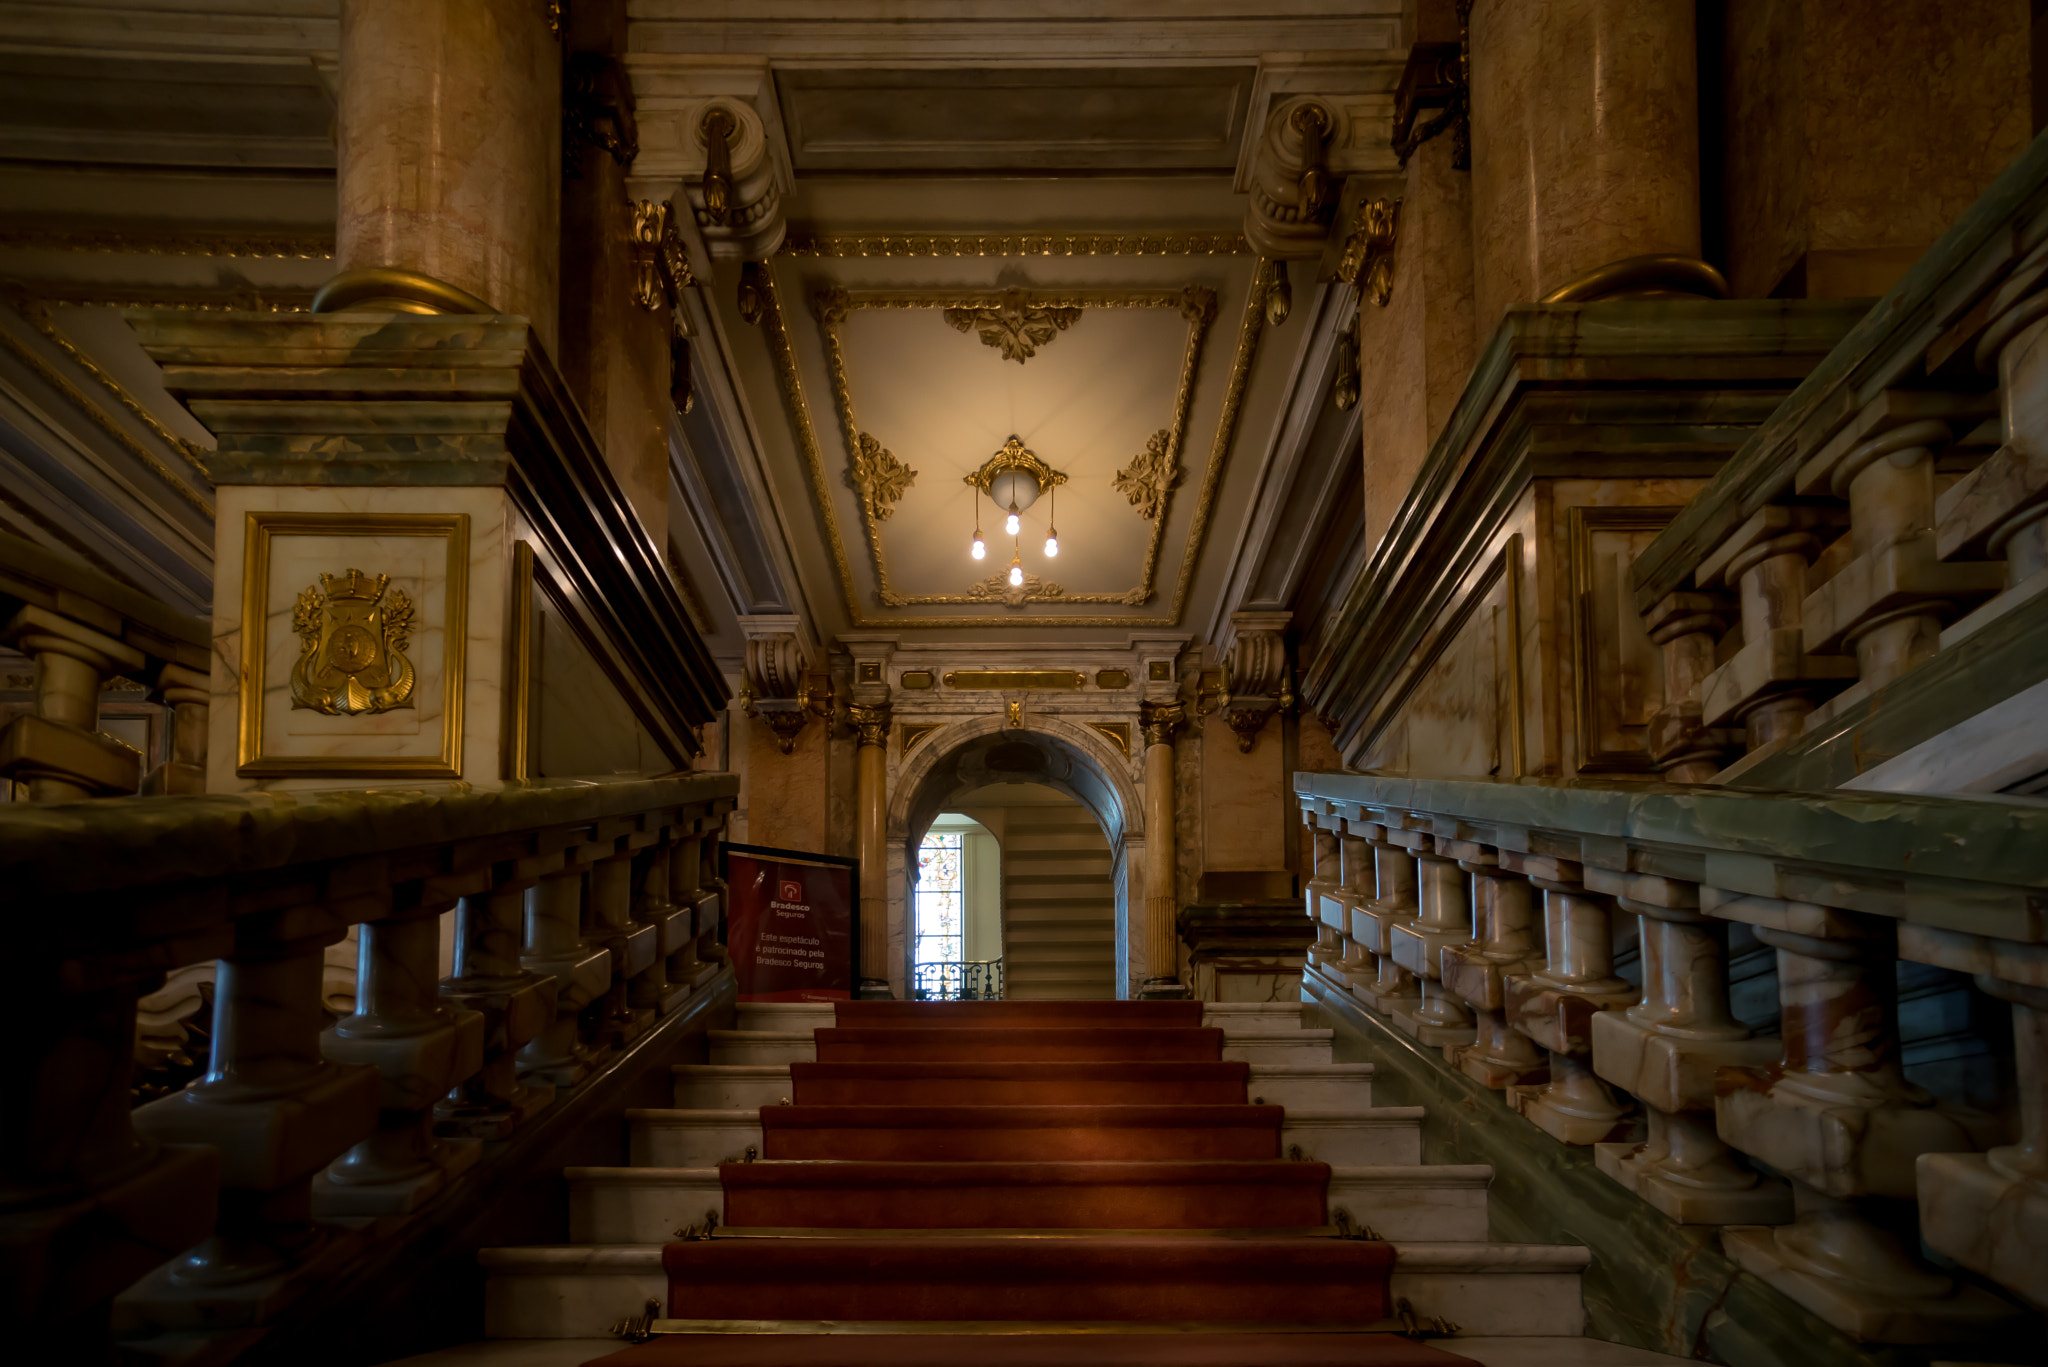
[971, 535, 985, 560]
[1044, 530, 1059, 557]
[1008, 559, 1024, 587]
[1005, 511, 1021, 535]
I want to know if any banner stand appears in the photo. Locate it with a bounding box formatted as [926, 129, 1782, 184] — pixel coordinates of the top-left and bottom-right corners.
[719, 842, 859, 1002]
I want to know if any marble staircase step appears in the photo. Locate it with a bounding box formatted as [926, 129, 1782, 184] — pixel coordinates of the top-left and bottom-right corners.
[673, 1063, 792, 1109]
[1247, 1063, 1375, 1109]
[709, 1030, 815, 1064]
[1223, 1028, 1334, 1065]
[1202, 1003, 1314, 1031]
[476, 1240, 1587, 1339]
[565, 1163, 1491, 1244]
[626, 1106, 1422, 1167]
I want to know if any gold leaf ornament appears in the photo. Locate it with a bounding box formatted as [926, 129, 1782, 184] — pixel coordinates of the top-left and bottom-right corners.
[1113, 429, 1181, 522]
[848, 432, 917, 521]
[289, 568, 418, 715]
[944, 288, 1083, 363]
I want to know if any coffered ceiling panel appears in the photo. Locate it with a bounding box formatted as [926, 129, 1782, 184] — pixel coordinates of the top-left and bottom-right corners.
[754, 239, 1275, 629]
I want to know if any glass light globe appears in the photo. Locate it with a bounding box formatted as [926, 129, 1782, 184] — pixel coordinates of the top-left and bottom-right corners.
[1044, 532, 1059, 557]
[1008, 561, 1024, 587]
[971, 535, 985, 560]
[1005, 511, 1020, 535]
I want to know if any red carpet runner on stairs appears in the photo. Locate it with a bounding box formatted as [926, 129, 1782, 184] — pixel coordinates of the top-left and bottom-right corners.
[589, 1000, 1474, 1367]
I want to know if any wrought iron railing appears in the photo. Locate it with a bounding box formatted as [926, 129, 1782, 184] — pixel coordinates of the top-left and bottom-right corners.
[912, 957, 1005, 1000]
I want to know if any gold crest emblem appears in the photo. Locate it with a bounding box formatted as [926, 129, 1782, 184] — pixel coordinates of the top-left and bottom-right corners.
[290, 567, 417, 715]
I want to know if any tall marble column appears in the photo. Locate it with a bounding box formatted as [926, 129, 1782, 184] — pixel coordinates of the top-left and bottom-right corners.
[330, 0, 562, 354]
[1468, 0, 1712, 329]
[849, 704, 892, 997]
[1139, 701, 1188, 998]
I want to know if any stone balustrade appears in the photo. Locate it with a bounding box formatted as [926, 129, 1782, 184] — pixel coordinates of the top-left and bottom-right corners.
[1634, 129, 2048, 789]
[0, 529, 210, 802]
[0, 772, 735, 1353]
[1296, 771, 2044, 1343]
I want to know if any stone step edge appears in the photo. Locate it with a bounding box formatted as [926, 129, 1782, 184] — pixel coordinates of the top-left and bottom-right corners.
[478, 1241, 1582, 1272]
[624, 1105, 1427, 1125]
[565, 1163, 1493, 1187]
[673, 1062, 1375, 1077]
[709, 1029, 1336, 1043]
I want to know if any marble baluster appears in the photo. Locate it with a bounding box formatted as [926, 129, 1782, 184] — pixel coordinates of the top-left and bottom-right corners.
[1335, 821, 1376, 984]
[629, 824, 692, 1016]
[142, 662, 209, 795]
[1918, 970, 2048, 1311]
[516, 857, 612, 1090]
[317, 890, 486, 1216]
[1503, 858, 1637, 1145]
[437, 872, 558, 1139]
[1713, 900, 2020, 1343]
[1442, 855, 1549, 1089]
[588, 841, 657, 1048]
[1352, 821, 1423, 1016]
[1586, 873, 1788, 1223]
[129, 916, 382, 1325]
[7, 959, 218, 1343]
[1305, 818, 1347, 985]
[1388, 834, 1478, 1047]
[0, 607, 146, 801]
[1949, 238, 2048, 586]
[1642, 593, 1737, 782]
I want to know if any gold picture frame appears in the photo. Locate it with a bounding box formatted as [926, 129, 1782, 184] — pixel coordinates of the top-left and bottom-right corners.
[237, 511, 469, 778]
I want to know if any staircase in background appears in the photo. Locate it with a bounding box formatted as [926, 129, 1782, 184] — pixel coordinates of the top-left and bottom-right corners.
[469, 1000, 1694, 1366]
[999, 804, 1117, 1000]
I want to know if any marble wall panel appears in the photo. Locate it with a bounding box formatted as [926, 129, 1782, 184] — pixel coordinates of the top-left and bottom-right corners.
[744, 710, 831, 856]
[208, 485, 511, 793]
[531, 597, 669, 776]
[1720, 0, 2031, 299]
[1199, 710, 1289, 872]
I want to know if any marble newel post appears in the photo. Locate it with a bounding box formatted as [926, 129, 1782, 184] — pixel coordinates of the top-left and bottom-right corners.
[1586, 872, 1788, 1224]
[1467, 0, 1718, 326]
[1714, 899, 2021, 1342]
[849, 704, 892, 997]
[330, 0, 561, 349]
[1139, 701, 1189, 998]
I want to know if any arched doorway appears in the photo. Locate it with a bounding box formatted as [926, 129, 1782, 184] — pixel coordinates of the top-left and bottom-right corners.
[887, 716, 1147, 999]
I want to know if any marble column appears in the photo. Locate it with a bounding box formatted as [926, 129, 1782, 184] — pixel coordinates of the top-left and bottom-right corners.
[1139, 702, 1189, 998]
[1468, 0, 1709, 330]
[850, 704, 892, 996]
[1388, 835, 1478, 1046]
[1351, 822, 1423, 1016]
[1442, 859, 1549, 1089]
[437, 876, 558, 1138]
[1714, 903, 2018, 1342]
[1504, 858, 1637, 1144]
[0, 607, 146, 801]
[129, 921, 382, 1324]
[516, 860, 612, 1089]
[317, 894, 486, 1215]
[1587, 874, 1788, 1223]
[331, 0, 562, 354]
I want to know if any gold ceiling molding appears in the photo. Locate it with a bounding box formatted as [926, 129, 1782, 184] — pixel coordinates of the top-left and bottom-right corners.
[812, 284, 1216, 610]
[0, 226, 334, 259]
[782, 232, 1251, 258]
[0, 295, 213, 514]
[966, 570, 1065, 607]
[945, 292, 1081, 363]
[756, 254, 1271, 629]
[1113, 429, 1178, 522]
[849, 431, 916, 521]
[1089, 721, 1133, 757]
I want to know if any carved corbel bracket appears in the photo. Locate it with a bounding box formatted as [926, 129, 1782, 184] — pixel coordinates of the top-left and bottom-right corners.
[683, 99, 786, 260]
[740, 617, 810, 753]
[1243, 97, 1343, 261]
[1220, 611, 1293, 753]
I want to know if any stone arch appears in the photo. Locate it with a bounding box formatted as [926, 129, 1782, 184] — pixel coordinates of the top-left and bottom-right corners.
[884, 714, 1149, 999]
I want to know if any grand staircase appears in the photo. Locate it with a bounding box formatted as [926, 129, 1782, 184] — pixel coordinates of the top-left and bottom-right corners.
[465, 999, 1679, 1366]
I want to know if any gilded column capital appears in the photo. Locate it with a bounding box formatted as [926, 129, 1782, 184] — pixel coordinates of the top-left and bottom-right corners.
[1139, 700, 1186, 749]
[848, 703, 891, 750]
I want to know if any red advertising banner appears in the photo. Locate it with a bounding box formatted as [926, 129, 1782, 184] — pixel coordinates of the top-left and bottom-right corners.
[723, 843, 857, 1002]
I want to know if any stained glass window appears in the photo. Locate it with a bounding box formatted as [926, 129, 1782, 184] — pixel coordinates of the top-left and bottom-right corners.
[914, 831, 965, 972]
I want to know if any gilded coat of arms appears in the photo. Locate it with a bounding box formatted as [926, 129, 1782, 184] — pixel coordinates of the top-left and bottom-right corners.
[290, 567, 417, 714]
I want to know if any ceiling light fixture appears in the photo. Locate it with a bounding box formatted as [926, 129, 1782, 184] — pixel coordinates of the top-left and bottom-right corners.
[963, 436, 1071, 576]
[1044, 481, 1059, 557]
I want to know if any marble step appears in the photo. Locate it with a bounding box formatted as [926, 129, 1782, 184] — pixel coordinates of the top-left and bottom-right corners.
[1201, 1003, 1313, 1032]
[735, 1003, 834, 1033]
[710, 1028, 1335, 1067]
[625, 1106, 1423, 1167]
[476, 1240, 1586, 1339]
[566, 1163, 1489, 1244]
[671, 1061, 1375, 1111]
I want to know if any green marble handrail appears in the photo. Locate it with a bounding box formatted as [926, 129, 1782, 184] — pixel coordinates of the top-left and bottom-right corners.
[1294, 770, 2047, 944]
[1630, 124, 2048, 614]
[0, 771, 738, 902]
